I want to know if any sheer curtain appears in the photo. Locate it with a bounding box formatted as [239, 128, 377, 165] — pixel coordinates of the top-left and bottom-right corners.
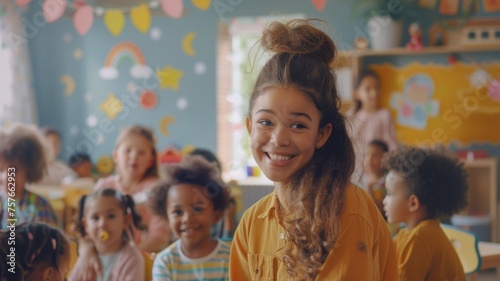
[0, 3, 38, 126]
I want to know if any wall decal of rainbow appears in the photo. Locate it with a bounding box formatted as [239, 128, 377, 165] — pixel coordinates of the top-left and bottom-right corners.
[99, 42, 152, 80]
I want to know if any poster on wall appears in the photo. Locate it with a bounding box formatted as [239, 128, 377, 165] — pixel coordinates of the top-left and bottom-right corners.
[373, 62, 500, 146]
[390, 74, 439, 130]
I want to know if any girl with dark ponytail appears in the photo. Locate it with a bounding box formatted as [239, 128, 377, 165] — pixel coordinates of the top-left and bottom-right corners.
[69, 188, 146, 281]
[229, 19, 398, 280]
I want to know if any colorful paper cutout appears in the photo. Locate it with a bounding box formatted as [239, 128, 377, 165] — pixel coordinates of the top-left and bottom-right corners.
[192, 0, 211, 10]
[131, 4, 151, 33]
[59, 75, 75, 96]
[43, 0, 66, 23]
[181, 144, 196, 156]
[162, 0, 183, 18]
[100, 93, 123, 120]
[157, 66, 183, 90]
[104, 10, 125, 36]
[99, 42, 151, 80]
[74, 6, 93, 35]
[311, 0, 327, 12]
[182, 32, 196, 57]
[439, 0, 459, 15]
[96, 155, 114, 175]
[194, 62, 206, 75]
[484, 0, 500, 12]
[159, 115, 175, 136]
[150, 27, 162, 41]
[86, 115, 98, 127]
[140, 91, 157, 109]
[177, 97, 188, 110]
[391, 74, 439, 130]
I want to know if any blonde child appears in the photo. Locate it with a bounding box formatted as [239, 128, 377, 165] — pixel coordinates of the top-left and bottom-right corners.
[69, 188, 145, 281]
[0, 222, 70, 281]
[361, 139, 389, 214]
[383, 146, 467, 281]
[229, 19, 398, 280]
[39, 126, 78, 185]
[348, 70, 398, 184]
[95, 125, 170, 252]
[150, 155, 230, 281]
[0, 124, 60, 228]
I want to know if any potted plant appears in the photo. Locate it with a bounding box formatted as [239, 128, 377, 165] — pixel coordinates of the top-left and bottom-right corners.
[353, 0, 424, 50]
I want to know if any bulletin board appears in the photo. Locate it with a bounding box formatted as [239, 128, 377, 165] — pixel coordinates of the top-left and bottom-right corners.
[372, 62, 500, 146]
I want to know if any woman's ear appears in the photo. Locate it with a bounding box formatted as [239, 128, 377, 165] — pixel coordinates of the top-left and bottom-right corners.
[246, 116, 252, 134]
[315, 123, 332, 149]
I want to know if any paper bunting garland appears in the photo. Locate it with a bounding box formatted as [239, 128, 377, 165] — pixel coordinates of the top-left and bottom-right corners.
[15, 0, 31, 6]
[192, 0, 211, 10]
[43, 0, 66, 23]
[38, 0, 193, 36]
[311, 0, 327, 12]
[162, 0, 183, 18]
[130, 4, 151, 33]
[74, 5, 93, 35]
[104, 10, 125, 36]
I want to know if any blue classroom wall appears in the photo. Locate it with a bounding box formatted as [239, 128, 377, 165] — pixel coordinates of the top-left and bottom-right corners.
[25, 0, 500, 167]
[27, 0, 359, 164]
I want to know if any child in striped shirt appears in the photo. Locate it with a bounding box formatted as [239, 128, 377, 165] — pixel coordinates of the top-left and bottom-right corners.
[150, 156, 231, 281]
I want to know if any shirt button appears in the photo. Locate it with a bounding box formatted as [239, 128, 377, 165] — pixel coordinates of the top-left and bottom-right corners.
[280, 233, 285, 240]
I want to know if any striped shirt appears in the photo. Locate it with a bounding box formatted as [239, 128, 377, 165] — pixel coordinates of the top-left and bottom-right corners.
[153, 239, 230, 281]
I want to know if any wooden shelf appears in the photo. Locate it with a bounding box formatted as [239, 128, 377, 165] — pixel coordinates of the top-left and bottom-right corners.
[339, 44, 500, 58]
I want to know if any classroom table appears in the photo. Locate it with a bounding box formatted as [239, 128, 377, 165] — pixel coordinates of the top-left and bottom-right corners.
[472, 242, 500, 281]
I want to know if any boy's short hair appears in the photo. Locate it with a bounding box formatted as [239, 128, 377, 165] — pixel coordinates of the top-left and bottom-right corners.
[0, 124, 47, 183]
[383, 146, 468, 218]
[150, 155, 229, 219]
[68, 152, 91, 168]
[40, 126, 61, 138]
[369, 139, 389, 153]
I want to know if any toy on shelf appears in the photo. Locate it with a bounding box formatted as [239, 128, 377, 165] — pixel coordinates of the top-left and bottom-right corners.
[406, 22, 423, 51]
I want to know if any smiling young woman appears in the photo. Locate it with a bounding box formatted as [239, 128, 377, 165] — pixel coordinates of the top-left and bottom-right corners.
[229, 19, 398, 281]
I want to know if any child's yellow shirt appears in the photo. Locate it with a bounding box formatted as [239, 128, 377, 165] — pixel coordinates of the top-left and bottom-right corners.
[230, 184, 398, 280]
[394, 219, 466, 281]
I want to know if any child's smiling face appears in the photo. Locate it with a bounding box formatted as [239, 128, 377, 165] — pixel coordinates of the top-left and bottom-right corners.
[167, 183, 222, 256]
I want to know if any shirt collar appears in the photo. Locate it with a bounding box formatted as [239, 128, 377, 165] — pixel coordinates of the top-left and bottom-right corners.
[258, 191, 279, 219]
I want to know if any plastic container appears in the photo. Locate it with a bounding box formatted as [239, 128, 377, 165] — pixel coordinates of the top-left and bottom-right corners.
[451, 214, 491, 242]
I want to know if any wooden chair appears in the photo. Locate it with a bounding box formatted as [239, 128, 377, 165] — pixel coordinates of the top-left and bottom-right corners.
[142, 251, 154, 281]
[441, 224, 482, 280]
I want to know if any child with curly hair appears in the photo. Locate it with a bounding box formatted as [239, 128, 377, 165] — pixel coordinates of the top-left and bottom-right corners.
[383, 146, 468, 281]
[0, 124, 60, 228]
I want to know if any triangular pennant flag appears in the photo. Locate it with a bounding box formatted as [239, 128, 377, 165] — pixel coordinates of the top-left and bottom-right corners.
[74, 5, 93, 35]
[162, 0, 183, 18]
[104, 10, 125, 36]
[131, 4, 151, 33]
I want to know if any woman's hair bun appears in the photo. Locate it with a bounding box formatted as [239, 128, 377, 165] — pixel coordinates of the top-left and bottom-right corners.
[261, 19, 336, 67]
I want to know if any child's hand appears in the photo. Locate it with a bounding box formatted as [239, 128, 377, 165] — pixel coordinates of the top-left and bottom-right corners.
[71, 237, 102, 281]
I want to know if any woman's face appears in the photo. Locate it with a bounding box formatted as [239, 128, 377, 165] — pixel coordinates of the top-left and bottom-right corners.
[246, 86, 331, 184]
